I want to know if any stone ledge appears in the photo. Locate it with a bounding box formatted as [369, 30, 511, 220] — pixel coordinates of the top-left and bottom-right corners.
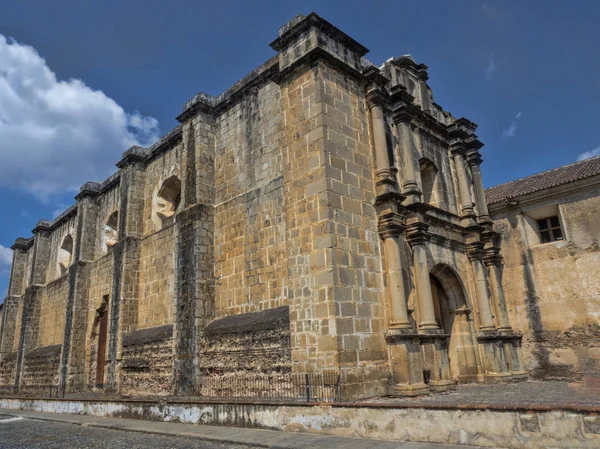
[122, 325, 173, 348]
[25, 345, 62, 360]
[204, 306, 290, 336]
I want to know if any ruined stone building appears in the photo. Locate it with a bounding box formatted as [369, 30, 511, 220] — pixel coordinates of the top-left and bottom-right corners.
[487, 156, 600, 380]
[0, 12, 563, 401]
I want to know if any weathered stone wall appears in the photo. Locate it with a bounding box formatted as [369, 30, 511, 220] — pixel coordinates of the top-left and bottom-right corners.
[198, 307, 292, 397]
[21, 344, 61, 390]
[120, 325, 173, 396]
[94, 182, 121, 256]
[214, 80, 287, 317]
[84, 252, 114, 386]
[0, 352, 16, 386]
[142, 143, 183, 237]
[138, 226, 175, 329]
[45, 214, 77, 283]
[491, 185, 600, 379]
[415, 130, 460, 213]
[11, 300, 23, 353]
[37, 277, 68, 348]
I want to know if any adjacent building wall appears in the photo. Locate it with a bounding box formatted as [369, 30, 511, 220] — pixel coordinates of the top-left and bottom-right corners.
[490, 182, 600, 379]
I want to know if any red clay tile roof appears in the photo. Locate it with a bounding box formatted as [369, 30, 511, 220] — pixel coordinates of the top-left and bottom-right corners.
[485, 156, 600, 205]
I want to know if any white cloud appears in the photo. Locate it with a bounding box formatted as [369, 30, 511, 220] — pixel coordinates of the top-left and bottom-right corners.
[0, 245, 12, 273]
[502, 112, 522, 138]
[0, 34, 160, 201]
[485, 54, 497, 80]
[577, 145, 600, 161]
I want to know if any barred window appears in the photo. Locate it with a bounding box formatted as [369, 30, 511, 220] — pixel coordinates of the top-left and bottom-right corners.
[536, 216, 563, 243]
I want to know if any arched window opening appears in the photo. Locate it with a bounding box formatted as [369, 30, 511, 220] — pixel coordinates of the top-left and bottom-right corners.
[419, 158, 438, 205]
[156, 176, 181, 220]
[57, 234, 73, 277]
[102, 212, 119, 252]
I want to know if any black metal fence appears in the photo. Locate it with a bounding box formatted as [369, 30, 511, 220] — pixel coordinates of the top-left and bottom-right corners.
[198, 372, 341, 402]
[0, 371, 342, 403]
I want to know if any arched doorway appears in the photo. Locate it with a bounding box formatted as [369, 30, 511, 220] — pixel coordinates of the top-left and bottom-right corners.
[430, 265, 478, 382]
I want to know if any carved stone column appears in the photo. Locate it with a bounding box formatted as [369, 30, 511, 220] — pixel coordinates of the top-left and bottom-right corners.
[483, 246, 527, 378]
[467, 150, 491, 224]
[392, 110, 422, 205]
[379, 213, 428, 396]
[405, 222, 438, 331]
[405, 220, 453, 391]
[365, 73, 399, 201]
[417, 68, 431, 113]
[451, 145, 476, 221]
[466, 242, 496, 332]
[378, 214, 410, 329]
[483, 248, 511, 332]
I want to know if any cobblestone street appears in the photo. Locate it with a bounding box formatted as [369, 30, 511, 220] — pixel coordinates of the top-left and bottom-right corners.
[0, 411, 489, 449]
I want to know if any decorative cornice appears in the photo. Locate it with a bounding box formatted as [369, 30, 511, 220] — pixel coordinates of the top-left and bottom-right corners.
[464, 135, 484, 151]
[483, 246, 503, 266]
[11, 237, 33, 251]
[405, 222, 430, 246]
[116, 145, 148, 169]
[466, 241, 485, 261]
[390, 85, 415, 106]
[75, 182, 101, 201]
[365, 84, 389, 108]
[449, 140, 468, 157]
[363, 65, 388, 88]
[417, 67, 429, 81]
[377, 212, 405, 239]
[32, 219, 52, 234]
[466, 150, 483, 167]
[269, 13, 369, 55]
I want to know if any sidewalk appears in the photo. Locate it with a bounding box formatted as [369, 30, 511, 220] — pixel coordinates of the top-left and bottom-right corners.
[0, 408, 494, 449]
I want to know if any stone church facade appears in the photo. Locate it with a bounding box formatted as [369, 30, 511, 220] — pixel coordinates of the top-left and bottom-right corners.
[0, 13, 527, 400]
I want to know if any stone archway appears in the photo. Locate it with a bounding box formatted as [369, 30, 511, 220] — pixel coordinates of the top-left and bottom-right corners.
[430, 264, 478, 382]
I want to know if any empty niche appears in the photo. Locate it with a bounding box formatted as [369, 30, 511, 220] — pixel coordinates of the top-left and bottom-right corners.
[155, 176, 181, 222]
[57, 234, 73, 277]
[102, 211, 119, 253]
[419, 158, 439, 205]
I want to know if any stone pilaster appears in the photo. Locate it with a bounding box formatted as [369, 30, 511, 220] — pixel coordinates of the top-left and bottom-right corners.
[392, 107, 422, 205]
[483, 245, 527, 379]
[467, 241, 511, 379]
[417, 67, 431, 113]
[483, 247, 511, 332]
[29, 221, 53, 286]
[405, 218, 453, 392]
[405, 221, 437, 331]
[60, 183, 100, 392]
[173, 113, 216, 395]
[451, 144, 476, 224]
[14, 222, 52, 390]
[467, 150, 491, 224]
[106, 147, 146, 392]
[7, 240, 29, 297]
[378, 214, 410, 330]
[14, 285, 43, 391]
[365, 68, 398, 199]
[466, 242, 496, 332]
[0, 240, 29, 365]
[0, 296, 18, 365]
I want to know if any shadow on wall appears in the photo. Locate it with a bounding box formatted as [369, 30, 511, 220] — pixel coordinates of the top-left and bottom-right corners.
[521, 250, 572, 379]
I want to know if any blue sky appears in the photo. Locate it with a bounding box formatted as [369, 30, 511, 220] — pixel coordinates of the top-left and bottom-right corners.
[1, 0, 599, 296]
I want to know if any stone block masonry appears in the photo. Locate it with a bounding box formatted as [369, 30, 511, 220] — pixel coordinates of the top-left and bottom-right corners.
[0, 12, 527, 400]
